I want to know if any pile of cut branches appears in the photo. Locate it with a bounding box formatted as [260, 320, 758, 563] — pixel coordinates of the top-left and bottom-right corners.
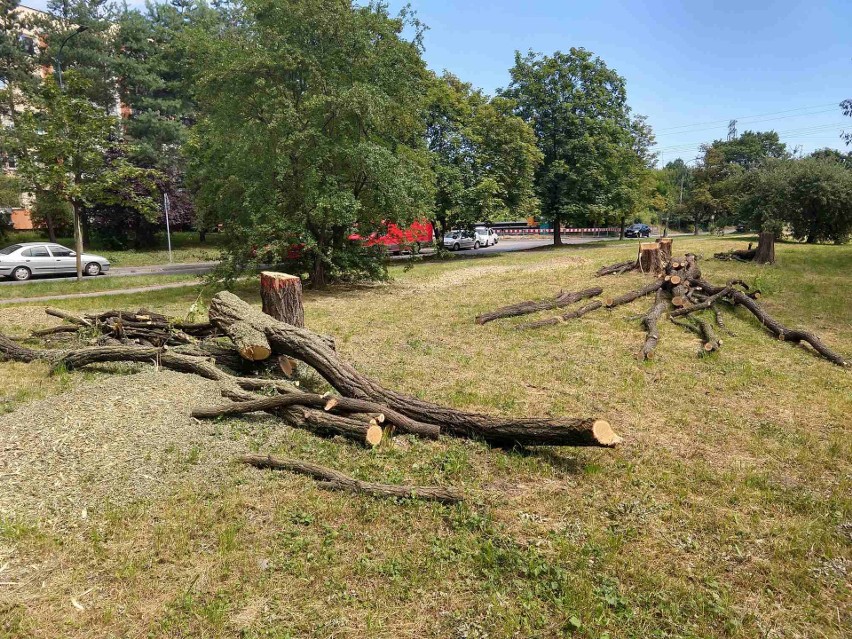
[34, 307, 219, 346]
[477, 239, 848, 366]
[0, 273, 624, 505]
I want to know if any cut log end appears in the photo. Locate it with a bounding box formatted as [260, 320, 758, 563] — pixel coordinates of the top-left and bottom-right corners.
[671, 296, 686, 308]
[240, 345, 272, 361]
[366, 423, 383, 447]
[669, 275, 682, 286]
[592, 420, 622, 447]
[324, 397, 339, 411]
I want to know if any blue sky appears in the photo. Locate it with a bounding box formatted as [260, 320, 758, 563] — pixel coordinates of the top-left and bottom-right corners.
[25, 0, 852, 163]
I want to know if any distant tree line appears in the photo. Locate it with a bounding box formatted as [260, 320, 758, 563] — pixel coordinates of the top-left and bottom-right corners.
[1, 0, 849, 285]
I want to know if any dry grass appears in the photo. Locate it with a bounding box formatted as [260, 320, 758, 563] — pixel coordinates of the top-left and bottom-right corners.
[0, 236, 850, 638]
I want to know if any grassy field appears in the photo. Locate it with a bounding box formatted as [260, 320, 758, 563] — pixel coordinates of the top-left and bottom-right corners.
[0, 235, 849, 638]
[4, 230, 224, 267]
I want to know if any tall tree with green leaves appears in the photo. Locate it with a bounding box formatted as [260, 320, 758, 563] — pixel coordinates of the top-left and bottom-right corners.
[7, 74, 160, 279]
[0, 0, 37, 124]
[426, 72, 541, 238]
[187, 0, 434, 286]
[501, 48, 637, 244]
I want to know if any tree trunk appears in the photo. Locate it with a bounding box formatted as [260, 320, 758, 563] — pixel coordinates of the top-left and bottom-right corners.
[199, 228, 207, 243]
[619, 216, 626, 240]
[260, 272, 305, 327]
[72, 200, 83, 282]
[552, 214, 562, 246]
[45, 212, 57, 243]
[752, 232, 775, 264]
[209, 292, 621, 447]
[640, 289, 667, 360]
[311, 254, 327, 288]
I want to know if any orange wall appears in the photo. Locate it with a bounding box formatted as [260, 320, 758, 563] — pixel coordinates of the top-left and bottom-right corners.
[11, 208, 34, 230]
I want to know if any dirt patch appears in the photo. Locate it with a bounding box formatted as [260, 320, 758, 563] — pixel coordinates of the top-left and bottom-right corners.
[0, 369, 281, 530]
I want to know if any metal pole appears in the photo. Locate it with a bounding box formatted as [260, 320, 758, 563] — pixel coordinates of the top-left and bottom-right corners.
[164, 192, 173, 263]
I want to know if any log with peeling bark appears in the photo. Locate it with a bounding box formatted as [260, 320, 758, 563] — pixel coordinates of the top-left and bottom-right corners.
[475, 287, 602, 324]
[209, 292, 621, 447]
[639, 289, 668, 360]
[260, 272, 305, 327]
[690, 278, 848, 366]
[240, 454, 463, 504]
[605, 280, 664, 308]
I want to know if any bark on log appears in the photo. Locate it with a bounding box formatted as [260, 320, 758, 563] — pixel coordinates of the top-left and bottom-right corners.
[640, 289, 668, 360]
[669, 287, 732, 318]
[515, 301, 603, 329]
[260, 272, 305, 327]
[691, 278, 848, 366]
[753, 232, 776, 265]
[239, 454, 463, 504]
[46, 307, 92, 327]
[695, 316, 721, 353]
[475, 287, 602, 324]
[657, 238, 673, 263]
[210, 292, 620, 447]
[605, 280, 664, 308]
[193, 392, 439, 438]
[638, 243, 664, 276]
[596, 259, 637, 277]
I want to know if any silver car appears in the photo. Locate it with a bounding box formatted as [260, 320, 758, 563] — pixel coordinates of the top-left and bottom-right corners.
[0, 242, 111, 281]
[443, 230, 478, 251]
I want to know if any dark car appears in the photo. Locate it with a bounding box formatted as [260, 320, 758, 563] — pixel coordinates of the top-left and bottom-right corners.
[625, 223, 651, 238]
[735, 222, 747, 233]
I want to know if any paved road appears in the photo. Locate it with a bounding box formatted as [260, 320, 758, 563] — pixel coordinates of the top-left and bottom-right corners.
[0, 231, 707, 286]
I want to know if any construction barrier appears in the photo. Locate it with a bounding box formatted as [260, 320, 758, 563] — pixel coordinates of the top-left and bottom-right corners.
[495, 227, 620, 236]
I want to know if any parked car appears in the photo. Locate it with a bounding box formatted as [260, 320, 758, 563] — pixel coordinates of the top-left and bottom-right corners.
[735, 222, 747, 233]
[625, 223, 652, 238]
[474, 226, 499, 247]
[443, 230, 478, 251]
[0, 242, 110, 281]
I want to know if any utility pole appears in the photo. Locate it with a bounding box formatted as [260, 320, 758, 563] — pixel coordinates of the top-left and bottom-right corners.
[727, 119, 737, 141]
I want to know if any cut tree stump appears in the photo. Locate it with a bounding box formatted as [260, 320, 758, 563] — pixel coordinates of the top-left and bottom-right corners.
[260, 272, 305, 327]
[753, 232, 776, 265]
[656, 237, 673, 263]
[638, 243, 664, 276]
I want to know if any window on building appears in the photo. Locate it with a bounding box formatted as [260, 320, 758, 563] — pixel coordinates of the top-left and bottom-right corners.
[18, 35, 36, 56]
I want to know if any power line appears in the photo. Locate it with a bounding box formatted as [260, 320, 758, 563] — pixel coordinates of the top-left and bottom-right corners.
[654, 122, 849, 152]
[654, 102, 839, 133]
[654, 108, 838, 137]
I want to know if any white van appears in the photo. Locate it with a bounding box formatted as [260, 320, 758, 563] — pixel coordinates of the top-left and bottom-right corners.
[474, 227, 499, 247]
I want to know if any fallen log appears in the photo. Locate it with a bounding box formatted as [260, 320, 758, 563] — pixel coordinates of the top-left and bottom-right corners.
[639, 289, 668, 360]
[240, 454, 463, 504]
[515, 301, 604, 330]
[475, 287, 602, 324]
[691, 278, 848, 366]
[209, 292, 621, 447]
[192, 392, 439, 438]
[596, 259, 637, 277]
[605, 280, 664, 308]
[695, 316, 721, 353]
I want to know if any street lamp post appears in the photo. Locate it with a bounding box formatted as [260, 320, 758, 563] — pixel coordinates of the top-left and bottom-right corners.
[54, 25, 88, 91]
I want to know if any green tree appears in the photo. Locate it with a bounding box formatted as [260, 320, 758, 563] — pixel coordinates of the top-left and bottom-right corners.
[710, 130, 788, 168]
[426, 72, 541, 239]
[0, 0, 37, 123]
[733, 157, 852, 243]
[7, 74, 160, 280]
[501, 48, 638, 245]
[187, 0, 434, 286]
